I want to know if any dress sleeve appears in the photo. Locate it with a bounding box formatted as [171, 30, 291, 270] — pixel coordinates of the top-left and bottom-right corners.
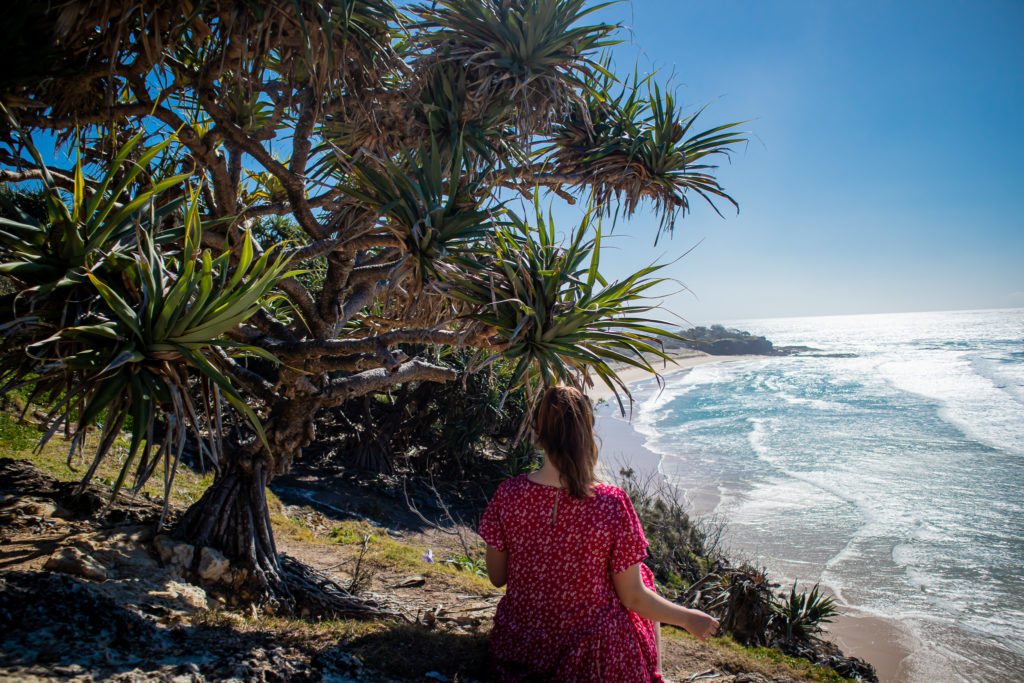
[478, 484, 507, 552]
[609, 489, 650, 574]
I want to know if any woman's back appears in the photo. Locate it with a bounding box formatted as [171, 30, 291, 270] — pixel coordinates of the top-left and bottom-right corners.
[480, 474, 660, 682]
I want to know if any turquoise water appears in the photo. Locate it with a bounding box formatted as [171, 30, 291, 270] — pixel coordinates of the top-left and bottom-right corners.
[608, 309, 1024, 682]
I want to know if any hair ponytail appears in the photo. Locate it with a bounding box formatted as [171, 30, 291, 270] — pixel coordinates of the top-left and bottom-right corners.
[534, 386, 598, 499]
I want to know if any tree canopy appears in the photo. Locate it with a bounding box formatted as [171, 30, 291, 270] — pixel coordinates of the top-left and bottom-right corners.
[0, 0, 744, 602]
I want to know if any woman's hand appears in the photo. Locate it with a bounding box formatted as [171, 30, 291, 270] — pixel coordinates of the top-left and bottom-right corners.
[686, 610, 720, 642]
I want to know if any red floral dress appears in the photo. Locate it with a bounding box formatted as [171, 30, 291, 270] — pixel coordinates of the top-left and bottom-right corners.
[479, 475, 662, 682]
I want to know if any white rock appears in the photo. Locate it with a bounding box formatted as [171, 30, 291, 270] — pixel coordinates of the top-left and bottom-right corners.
[164, 580, 209, 610]
[153, 534, 194, 571]
[23, 500, 57, 517]
[198, 546, 231, 583]
[44, 546, 108, 581]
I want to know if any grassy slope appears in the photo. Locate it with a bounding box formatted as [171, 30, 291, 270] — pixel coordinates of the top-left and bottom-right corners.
[0, 411, 850, 682]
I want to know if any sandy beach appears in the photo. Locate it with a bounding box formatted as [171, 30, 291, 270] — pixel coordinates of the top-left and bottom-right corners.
[591, 353, 918, 683]
[585, 348, 740, 404]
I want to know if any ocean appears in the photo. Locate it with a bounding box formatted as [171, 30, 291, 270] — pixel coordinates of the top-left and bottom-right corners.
[597, 308, 1024, 682]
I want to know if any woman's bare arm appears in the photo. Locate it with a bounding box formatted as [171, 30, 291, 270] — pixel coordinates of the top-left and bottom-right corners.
[485, 545, 508, 588]
[612, 563, 719, 641]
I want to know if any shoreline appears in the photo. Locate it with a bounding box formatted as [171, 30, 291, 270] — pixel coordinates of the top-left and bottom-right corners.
[592, 357, 917, 682]
[586, 349, 757, 404]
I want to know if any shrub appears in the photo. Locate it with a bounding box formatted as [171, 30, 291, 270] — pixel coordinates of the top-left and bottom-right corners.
[615, 468, 724, 593]
[771, 581, 838, 640]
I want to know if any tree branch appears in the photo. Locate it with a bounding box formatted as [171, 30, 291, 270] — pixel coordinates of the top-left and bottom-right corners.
[277, 277, 329, 338]
[148, 103, 236, 215]
[237, 188, 342, 220]
[301, 347, 409, 374]
[196, 83, 327, 240]
[321, 359, 457, 407]
[214, 350, 278, 405]
[0, 168, 80, 193]
[347, 260, 406, 286]
[335, 282, 377, 332]
[14, 104, 156, 130]
[267, 328, 505, 359]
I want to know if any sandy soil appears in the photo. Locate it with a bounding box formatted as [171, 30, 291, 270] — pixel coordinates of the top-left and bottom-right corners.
[586, 349, 752, 403]
[828, 610, 919, 683]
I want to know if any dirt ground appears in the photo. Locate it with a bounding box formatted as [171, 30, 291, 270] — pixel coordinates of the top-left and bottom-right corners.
[0, 457, 845, 682]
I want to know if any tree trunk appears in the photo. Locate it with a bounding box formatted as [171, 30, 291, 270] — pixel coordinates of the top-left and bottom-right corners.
[174, 451, 288, 604]
[172, 394, 316, 606]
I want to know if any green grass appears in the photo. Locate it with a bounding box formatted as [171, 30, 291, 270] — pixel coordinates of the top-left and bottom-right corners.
[661, 629, 853, 682]
[0, 413, 36, 451]
[327, 520, 495, 593]
[0, 408, 214, 506]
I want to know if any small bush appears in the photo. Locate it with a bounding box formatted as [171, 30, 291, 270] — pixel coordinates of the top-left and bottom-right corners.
[615, 468, 724, 594]
[771, 581, 838, 640]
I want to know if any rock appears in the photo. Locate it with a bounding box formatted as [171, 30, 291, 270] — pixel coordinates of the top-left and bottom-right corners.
[728, 674, 771, 683]
[154, 534, 194, 572]
[677, 325, 777, 356]
[22, 500, 57, 517]
[0, 495, 58, 518]
[149, 580, 208, 611]
[44, 546, 108, 581]
[197, 546, 230, 583]
[73, 536, 100, 552]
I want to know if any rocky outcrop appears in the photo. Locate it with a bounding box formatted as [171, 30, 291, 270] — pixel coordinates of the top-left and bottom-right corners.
[675, 325, 777, 356]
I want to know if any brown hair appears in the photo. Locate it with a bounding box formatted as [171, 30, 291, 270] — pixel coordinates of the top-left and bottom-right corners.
[534, 386, 598, 499]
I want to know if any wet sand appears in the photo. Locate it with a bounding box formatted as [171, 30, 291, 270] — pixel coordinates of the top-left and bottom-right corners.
[828, 610, 919, 682]
[592, 358, 918, 682]
[586, 349, 750, 404]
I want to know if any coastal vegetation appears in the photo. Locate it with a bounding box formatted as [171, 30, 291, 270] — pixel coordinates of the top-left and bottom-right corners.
[0, 1, 877, 679]
[677, 325, 777, 355]
[0, 0, 745, 606]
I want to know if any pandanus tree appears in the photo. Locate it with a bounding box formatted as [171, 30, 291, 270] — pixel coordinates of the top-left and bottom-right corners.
[0, 0, 745, 605]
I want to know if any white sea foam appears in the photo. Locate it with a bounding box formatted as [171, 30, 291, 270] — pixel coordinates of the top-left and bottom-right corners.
[876, 350, 1024, 456]
[622, 309, 1024, 681]
[774, 391, 849, 411]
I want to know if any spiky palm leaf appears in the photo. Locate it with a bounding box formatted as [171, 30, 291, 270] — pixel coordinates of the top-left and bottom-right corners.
[771, 582, 838, 640]
[543, 69, 748, 241]
[0, 130, 188, 296]
[413, 59, 525, 170]
[4, 198, 292, 515]
[338, 143, 497, 284]
[413, 0, 619, 137]
[0, 129, 188, 388]
[0, 135, 292, 518]
[452, 199, 682, 413]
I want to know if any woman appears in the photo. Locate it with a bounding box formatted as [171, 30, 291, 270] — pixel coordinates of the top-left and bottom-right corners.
[479, 385, 719, 682]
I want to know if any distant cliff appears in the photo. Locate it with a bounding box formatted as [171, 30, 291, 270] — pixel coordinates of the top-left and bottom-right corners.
[669, 325, 778, 356]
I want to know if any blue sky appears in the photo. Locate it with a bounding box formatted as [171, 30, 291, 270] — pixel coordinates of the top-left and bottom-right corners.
[28, 1, 1022, 323]
[556, 0, 1024, 323]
